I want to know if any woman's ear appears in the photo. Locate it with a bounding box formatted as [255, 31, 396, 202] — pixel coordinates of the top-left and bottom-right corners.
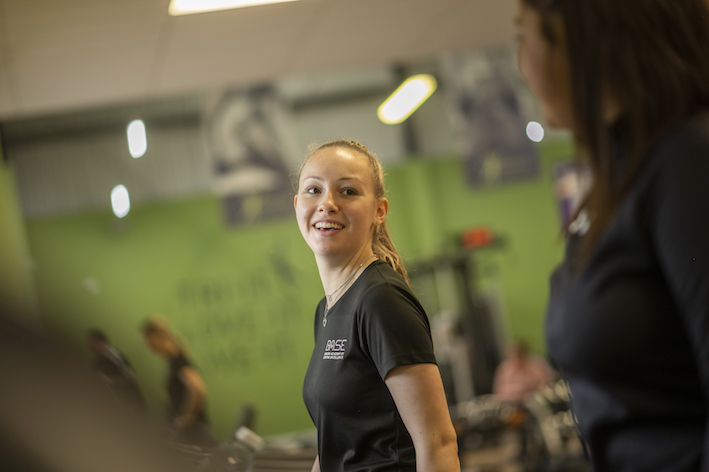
[375, 198, 389, 226]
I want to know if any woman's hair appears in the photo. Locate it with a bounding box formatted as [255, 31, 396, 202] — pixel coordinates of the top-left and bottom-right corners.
[524, 0, 709, 251]
[296, 140, 410, 286]
[141, 318, 169, 339]
[141, 316, 185, 354]
[87, 328, 108, 343]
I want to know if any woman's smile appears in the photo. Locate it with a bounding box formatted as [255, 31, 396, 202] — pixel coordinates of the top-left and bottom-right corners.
[313, 220, 345, 231]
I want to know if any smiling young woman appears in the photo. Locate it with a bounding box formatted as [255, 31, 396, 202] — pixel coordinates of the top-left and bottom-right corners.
[294, 140, 460, 472]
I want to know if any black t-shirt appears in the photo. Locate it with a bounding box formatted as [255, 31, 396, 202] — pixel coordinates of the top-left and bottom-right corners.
[167, 352, 208, 424]
[547, 110, 709, 471]
[93, 348, 146, 411]
[303, 261, 436, 472]
[93, 347, 132, 379]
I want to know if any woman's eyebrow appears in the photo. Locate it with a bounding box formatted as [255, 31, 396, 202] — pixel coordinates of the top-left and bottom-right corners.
[301, 175, 323, 181]
[302, 175, 362, 182]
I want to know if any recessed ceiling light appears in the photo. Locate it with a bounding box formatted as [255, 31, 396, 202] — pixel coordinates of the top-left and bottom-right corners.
[168, 0, 301, 16]
[526, 121, 545, 142]
[377, 74, 437, 125]
[127, 120, 147, 158]
[111, 185, 131, 218]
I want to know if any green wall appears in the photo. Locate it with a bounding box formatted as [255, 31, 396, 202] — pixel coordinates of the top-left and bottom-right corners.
[26, 197, 322, 439]
[22, 137, 573, 439]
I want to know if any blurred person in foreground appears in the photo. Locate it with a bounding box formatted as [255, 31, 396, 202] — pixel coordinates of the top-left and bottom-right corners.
[294, 140, 460, 471]
[87, 328, 147, 412]
[0, 312, 190, 472]
[515, 0, 709, 470]
[142, 317, 216, 449]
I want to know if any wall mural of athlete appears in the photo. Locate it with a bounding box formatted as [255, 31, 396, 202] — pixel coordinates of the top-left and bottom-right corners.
[207, 85, 296, 226]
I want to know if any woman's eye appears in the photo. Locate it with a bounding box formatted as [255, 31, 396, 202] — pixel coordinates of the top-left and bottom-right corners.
[342, 188, 358, 196]
[306, 187, 320, 194]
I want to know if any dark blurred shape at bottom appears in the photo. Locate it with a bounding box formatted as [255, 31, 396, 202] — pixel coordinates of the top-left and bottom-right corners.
[0, 313, 192, 472]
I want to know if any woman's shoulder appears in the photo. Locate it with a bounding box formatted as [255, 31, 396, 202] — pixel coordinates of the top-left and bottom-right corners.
[632, 108, 709, 231]
[656, 108, 709, 158]
[357, 261, 411, 298]
[633, 108, 709, 194]
[353, 262, 425, 318]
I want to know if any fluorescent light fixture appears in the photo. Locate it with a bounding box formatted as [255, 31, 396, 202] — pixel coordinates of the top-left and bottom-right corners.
[127, 120, 147, 158]
[111, 185, 131, 218]
[169, 0, 300, 16]
[526, 121, 545, 142]
[378, 74, 437, 125]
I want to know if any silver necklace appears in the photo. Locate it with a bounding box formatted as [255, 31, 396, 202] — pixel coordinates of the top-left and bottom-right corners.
[323, 255, 377, 327]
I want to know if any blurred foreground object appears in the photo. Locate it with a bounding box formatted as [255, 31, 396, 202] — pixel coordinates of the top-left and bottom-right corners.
[0, 313, 191, 472]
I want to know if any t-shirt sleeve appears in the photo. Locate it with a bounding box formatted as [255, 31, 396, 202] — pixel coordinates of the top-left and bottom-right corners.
[356, 282, 436, 380]
[651, 118, 709, 394]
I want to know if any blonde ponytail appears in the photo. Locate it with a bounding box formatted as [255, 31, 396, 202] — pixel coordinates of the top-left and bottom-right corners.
[373, 221, 410, 286]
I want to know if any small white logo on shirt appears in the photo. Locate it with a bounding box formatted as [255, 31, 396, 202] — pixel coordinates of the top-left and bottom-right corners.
[323, 339, 347, 360]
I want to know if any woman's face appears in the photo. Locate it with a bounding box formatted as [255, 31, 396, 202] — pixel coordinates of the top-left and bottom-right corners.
[515, 2, 573, 129]
[294, 147, 387, 263]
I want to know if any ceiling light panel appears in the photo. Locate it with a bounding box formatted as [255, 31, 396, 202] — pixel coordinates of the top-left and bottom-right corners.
[377, 74, 437, 125]
[169, 0, 301, 16]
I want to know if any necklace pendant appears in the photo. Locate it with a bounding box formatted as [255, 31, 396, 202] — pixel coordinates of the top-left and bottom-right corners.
[323, 318, 327, 327]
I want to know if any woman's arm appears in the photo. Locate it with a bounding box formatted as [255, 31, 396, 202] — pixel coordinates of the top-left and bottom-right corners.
[385, 363, 460, 472]
[175, 366, 206, 428]
[310, 454, 320, 472]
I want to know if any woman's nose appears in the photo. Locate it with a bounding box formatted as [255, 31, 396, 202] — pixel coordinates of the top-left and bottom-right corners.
[318, 191, 338, 213]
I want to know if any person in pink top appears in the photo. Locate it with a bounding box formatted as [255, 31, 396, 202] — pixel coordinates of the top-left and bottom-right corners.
[493, 339, 554, 405]
[493, 339, 554, 462]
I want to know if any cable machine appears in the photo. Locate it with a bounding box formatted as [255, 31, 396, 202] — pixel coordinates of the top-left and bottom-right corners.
[409, 227, 507, 403]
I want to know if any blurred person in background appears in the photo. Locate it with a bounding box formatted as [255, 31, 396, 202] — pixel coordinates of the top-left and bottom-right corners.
[142, 317, 216, 449]
[493, 339, 554, 460]
[493, 339, 553, 406]
[294, 140, 460, 472]
[515, 0, 709, 469]
[87, 328, 147, 412]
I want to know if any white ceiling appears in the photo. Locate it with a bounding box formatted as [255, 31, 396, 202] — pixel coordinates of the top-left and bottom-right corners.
[0, 0, 517, 120]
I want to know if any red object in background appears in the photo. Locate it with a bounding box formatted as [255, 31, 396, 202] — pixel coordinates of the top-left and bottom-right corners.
[461, 226, 494, 248]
